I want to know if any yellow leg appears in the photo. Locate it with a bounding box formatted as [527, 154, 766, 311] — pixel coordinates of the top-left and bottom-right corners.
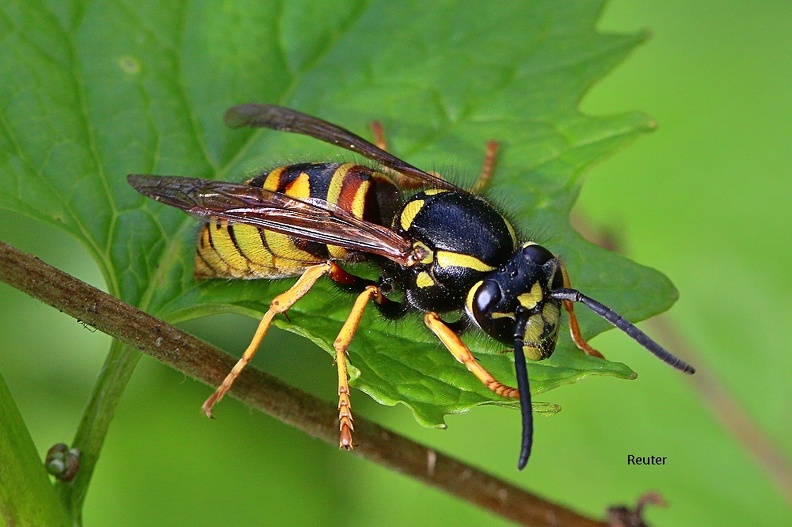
[201, 262, 332, 417]
[332, 285, 384, 449]
[469, 140, 499, 195]
[558, 260, 605, 359]
[424, 312, 519, 399]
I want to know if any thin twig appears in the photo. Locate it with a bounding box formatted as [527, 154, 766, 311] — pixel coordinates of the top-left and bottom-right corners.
[58, 339, 141, 519]
[0, 240, 607, 527]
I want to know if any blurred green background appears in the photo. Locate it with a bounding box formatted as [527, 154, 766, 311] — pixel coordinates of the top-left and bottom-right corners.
[1, 1, 790, 526]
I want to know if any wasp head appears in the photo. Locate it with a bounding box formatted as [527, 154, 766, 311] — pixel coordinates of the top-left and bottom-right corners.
[465, 242, 564, 360]
[464, 241, 695, 470]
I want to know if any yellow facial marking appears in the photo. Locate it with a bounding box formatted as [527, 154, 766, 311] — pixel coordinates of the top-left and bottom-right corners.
[523, 314, 545, 344]
[435, 251, 496, 272]
[542, 302, 560, 327]
[400, 199, 425, 231]
[522, 344, 544, 361]
[517, 282, 543, 310]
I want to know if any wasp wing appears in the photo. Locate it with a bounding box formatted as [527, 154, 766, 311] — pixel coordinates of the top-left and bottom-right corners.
[128, 174, 414, 265]
[224, 104, 464, 193]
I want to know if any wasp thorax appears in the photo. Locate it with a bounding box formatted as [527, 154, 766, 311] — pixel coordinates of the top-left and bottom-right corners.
[465, 243, 564, 359]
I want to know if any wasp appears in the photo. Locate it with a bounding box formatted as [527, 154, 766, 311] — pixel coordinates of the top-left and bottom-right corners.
[128, 104, 695, 469]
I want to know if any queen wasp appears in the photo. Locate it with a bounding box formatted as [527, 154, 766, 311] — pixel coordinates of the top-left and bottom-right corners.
[129, 104, 695, 469]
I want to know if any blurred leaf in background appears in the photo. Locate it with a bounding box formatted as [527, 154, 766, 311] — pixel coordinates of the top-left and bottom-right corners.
[0, 1, 790, 527]
[570, 2, 792, 525]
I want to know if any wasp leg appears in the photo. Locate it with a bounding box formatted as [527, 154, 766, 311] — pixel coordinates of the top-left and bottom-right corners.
[370, 120, 389, 151]
[201, 262, 332, 417]
[370, 120, 426, 189]
[558, 260, 605, 359]
[326, 264, 404, 448]
[469, 140, 499, 195]
[331, 284, 389, 449]
[369, 120, 444, 189]
[425, 312, 519, 398]
[370, 120, 499, 195]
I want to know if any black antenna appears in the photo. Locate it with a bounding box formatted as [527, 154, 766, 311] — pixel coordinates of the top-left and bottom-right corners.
[549, 288, 695, 375]
[513, 310, 533, 470]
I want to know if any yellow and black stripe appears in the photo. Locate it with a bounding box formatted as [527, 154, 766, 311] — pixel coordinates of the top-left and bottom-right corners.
[194, 163, 400, 279]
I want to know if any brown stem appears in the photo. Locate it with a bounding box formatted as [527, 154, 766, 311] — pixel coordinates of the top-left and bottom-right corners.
[0, 240, 607, 527]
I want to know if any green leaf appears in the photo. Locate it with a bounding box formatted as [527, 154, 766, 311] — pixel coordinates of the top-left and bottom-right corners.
[0, 372, 70, 527]
[0, 1, 669, 430]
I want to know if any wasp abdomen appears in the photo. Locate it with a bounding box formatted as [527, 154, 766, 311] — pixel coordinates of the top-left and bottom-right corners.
[195, 163, 401, 279]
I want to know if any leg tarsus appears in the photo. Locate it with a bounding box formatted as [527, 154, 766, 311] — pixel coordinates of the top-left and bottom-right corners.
[424, 312, 519, 399]
[337, 384, 354, 450]
[333, 284, 382, 449]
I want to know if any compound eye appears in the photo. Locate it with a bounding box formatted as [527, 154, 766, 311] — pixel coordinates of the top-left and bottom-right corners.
[522, 244, 555, 266]
[473, 279, 502, 317]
